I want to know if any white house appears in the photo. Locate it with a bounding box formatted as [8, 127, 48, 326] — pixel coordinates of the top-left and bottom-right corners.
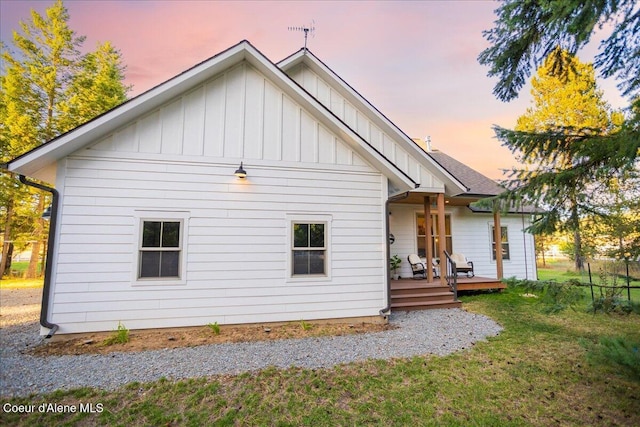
[6, 40, 536, 336]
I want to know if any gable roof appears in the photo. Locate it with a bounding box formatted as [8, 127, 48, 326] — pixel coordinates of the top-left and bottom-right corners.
[7, 40, 417, 192]
[278, 49, 468, 196]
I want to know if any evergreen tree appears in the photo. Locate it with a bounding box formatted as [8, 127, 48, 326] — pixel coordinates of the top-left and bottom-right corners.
[509, 50, 620, 270]
[478, 0, 639, 102]
[0, 0, 129, 278]
[478, 0, 639, 189]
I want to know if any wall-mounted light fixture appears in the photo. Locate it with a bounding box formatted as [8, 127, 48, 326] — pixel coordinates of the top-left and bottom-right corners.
[234, 162, 247, 179]
[42, 205, 52, 219]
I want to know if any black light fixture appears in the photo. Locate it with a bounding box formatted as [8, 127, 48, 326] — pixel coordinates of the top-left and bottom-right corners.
[42, 205, 52, 219]
[234, 162, 247, 179]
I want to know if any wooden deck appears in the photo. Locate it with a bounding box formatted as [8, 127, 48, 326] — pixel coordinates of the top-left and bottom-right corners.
[456, 276, 506, 291]
[390, 276, 505, 311]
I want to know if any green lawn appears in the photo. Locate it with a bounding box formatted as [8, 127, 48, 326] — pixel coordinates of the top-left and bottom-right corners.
[537, 259, 640, 303]
[1, 284, 639, 426]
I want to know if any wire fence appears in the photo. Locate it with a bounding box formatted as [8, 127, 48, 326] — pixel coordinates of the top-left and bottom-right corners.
[582, 261, 640, 309]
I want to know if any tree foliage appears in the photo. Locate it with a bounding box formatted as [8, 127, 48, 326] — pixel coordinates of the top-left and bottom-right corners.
[506, 50, 621, 269]
[0, 0, 129, 277]
[478, 0, 640, 102]
[479, 0, 640, 269]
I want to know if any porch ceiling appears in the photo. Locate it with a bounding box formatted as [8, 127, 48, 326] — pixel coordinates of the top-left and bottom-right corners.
[391, 192, 483, 207]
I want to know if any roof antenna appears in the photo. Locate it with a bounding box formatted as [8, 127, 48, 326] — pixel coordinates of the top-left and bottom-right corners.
[288, 21, 315, 52]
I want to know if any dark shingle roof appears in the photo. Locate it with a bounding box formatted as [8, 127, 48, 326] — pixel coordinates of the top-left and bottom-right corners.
[425, 150, 504, 197]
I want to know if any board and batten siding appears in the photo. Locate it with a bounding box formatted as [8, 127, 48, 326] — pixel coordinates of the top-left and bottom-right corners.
[285, 63, 445, 192]
[50, 60, 390, 334]
[389, 204, 537, 280]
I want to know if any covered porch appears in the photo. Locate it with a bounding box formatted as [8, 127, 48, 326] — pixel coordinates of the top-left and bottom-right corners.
[389, 191, 508, 284]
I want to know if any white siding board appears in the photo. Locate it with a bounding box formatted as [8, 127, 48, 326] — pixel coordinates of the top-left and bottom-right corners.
[281, 95, 299, 162]
[112, 123, 138, 152]
[344, 102, 357, 128]
[160, 98, 184, 155]
[262, 81, 282, 161]
[336, 140, 351, 165]
[183, 86, 206, 156]
[300, 111, 318, 163]
[223, 64, 245, 158]
[243, 67, 264, 159]
[317, 79, 330, 106]
[137, 111, 162, 153]
[318, 126, 336, 164]
[203, 75, 225, 157]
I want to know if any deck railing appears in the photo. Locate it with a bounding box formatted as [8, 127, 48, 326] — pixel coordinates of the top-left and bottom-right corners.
[443, 251, 458, 301]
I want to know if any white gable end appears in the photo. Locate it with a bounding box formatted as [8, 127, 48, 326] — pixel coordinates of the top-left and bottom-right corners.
[89, 62, 370, 169]
[285, 62, 445, 192]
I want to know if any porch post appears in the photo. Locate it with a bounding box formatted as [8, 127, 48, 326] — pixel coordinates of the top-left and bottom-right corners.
[493, 207, 504, 279]
[437, 193, 446, 284]
[424, 196, 434, 282]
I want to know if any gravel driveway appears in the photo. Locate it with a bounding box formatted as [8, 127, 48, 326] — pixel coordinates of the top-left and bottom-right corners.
[0, 287, 502, 398]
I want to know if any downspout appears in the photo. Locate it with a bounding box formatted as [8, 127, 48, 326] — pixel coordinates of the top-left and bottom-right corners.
[380, 191, 410, 318]
[18, 175, 59, 338]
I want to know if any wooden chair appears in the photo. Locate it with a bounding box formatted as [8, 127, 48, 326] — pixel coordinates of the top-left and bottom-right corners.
[407, 254, 426, 279]
[450, 253, 474, 277]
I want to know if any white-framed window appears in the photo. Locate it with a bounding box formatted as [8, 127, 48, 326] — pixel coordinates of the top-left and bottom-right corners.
[286, 214, 332, 281]
[491, 225, 510, 261]
[416, 213, 452, 258]
[134, 211, 189, 285]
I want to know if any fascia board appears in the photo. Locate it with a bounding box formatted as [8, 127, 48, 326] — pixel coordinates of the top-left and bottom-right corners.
[278, 50, 467, 195]
[8, 41, 252, 176]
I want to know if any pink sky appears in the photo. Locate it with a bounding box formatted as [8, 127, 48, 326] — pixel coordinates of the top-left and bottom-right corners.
[1, 0, 626, 179]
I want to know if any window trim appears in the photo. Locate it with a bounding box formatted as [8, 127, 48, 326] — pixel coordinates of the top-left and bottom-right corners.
[133, 211, 189, 286]
[490, 225, 511, 261]
[286, 214, 332, 282]
[416, 212, 452, 258]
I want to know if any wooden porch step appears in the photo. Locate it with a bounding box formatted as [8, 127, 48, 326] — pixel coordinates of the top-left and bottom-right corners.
[391, 280, 449, 291]
[390, 285, 452, 296]
[391, 291, 455, 305]
[390, 300, 462, 310]
[389, 278, 461, 311]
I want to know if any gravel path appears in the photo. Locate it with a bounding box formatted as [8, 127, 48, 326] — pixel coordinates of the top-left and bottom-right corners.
[0, 288, 502, 398]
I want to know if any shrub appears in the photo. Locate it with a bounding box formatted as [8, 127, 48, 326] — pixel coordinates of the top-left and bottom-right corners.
[505, 278, 584, 313]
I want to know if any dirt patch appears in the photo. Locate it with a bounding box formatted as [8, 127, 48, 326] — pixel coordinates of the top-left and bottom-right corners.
[30, 321, 395, 356]
[4, 286, 395, 357]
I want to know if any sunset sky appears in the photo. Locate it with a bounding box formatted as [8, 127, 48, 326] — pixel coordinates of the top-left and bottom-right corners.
[1, 0, 627, 179]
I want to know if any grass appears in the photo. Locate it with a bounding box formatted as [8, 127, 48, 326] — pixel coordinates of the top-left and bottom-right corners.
[537, 259, 640, 303]
[0, 278, 43, 289]
[2, 283, 639, 426]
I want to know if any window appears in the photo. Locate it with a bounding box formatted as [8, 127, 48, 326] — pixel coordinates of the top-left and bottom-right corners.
[491, 226, 510, 260]
[139, 220, 182, 279]
[287, 214, 331, 281]
[416, 213, 452, 258]
[292, 223, 326, 275]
